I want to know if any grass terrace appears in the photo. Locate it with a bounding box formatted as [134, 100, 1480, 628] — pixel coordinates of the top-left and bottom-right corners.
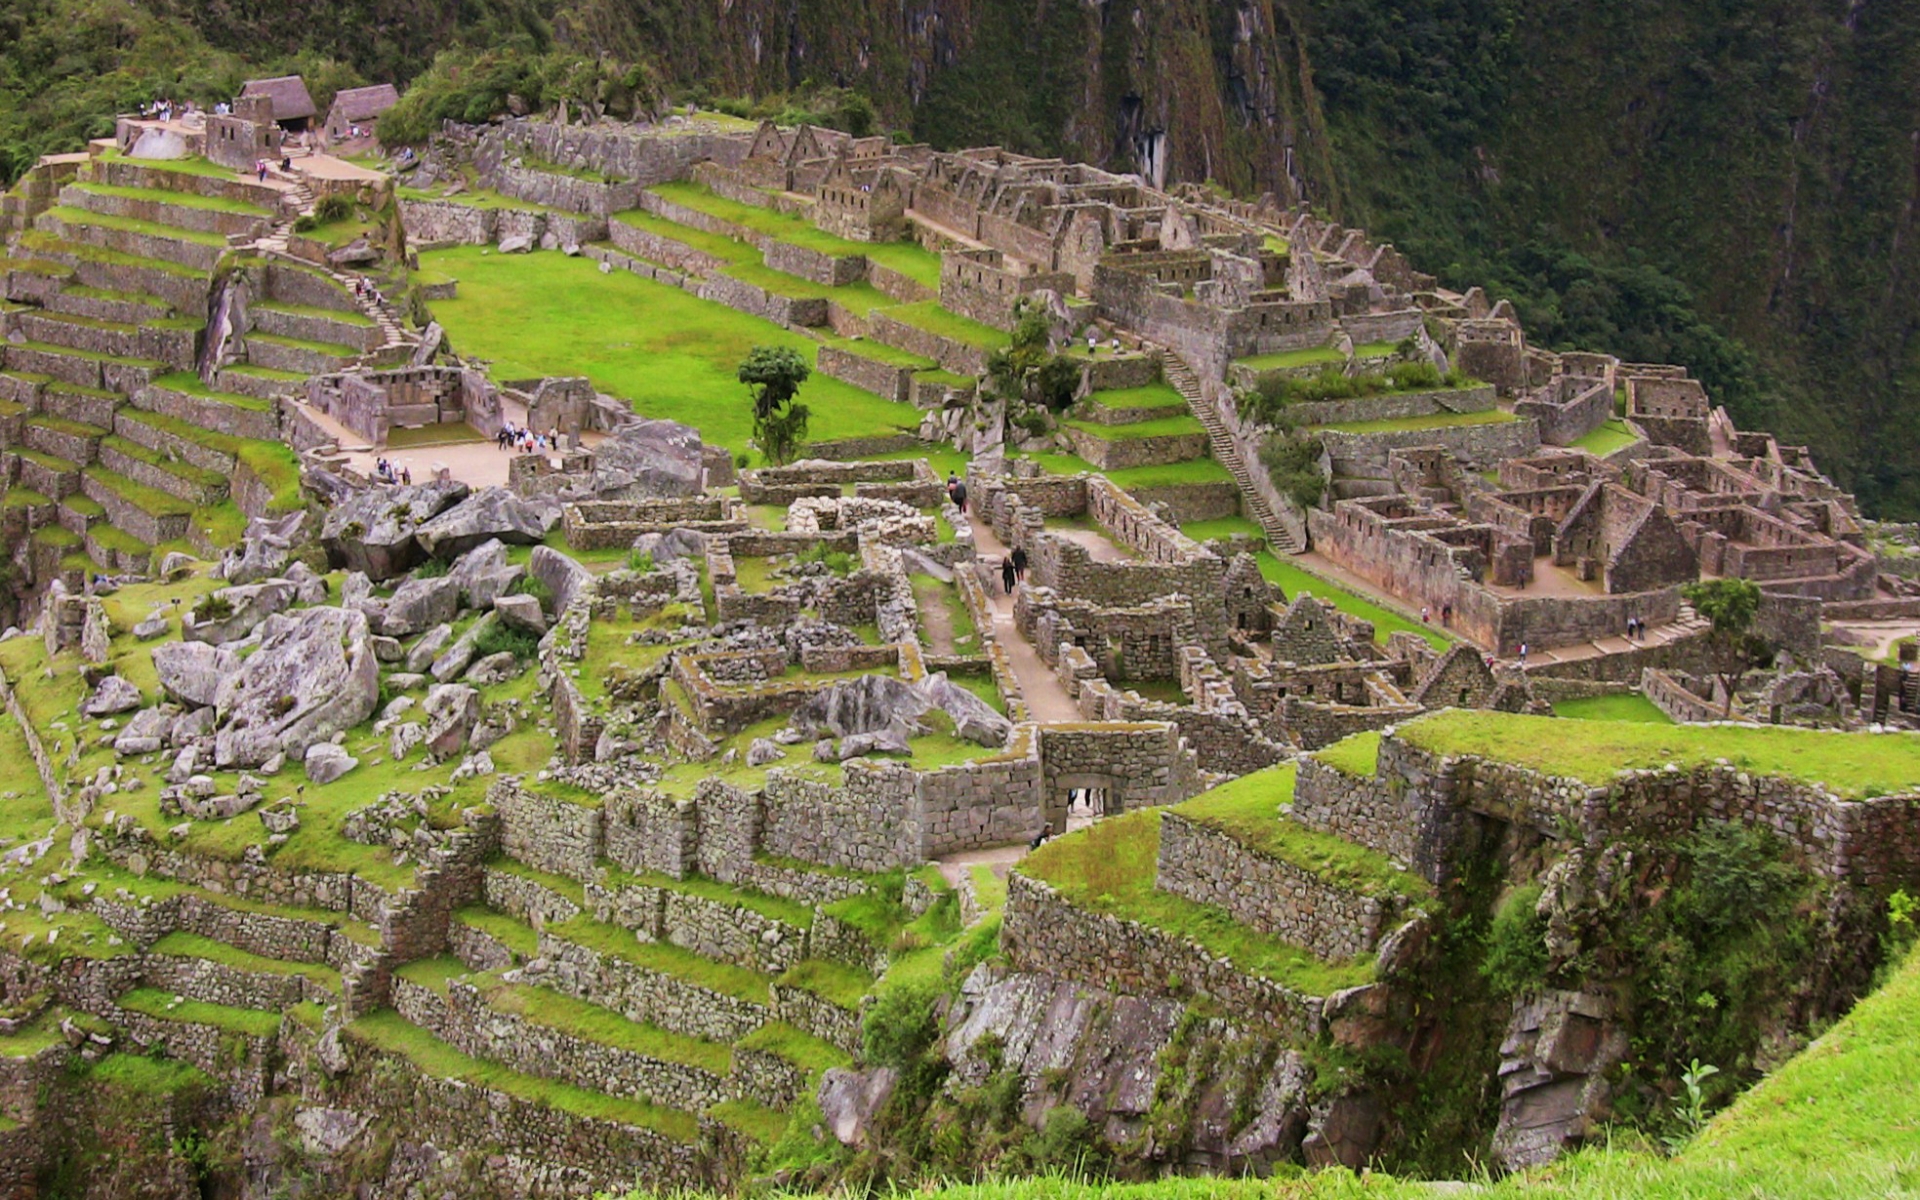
[1063, 412, 1205, 441]
[68, 181, 271, 217]
[1174, 764, 1429, 900]
[416, 245, 919, 454]
[1312, 730, 1382, 778]
[646, 182, 945, 287]
[1312, 409, 1522, 434]
[1235, 344, 1346, 372]
[41, 205, 231, 248]
[92, 149, 245, 181]
[1400, 709, 1920, 797]
[882, 301, 1008, 350]
[346, 1009, 702, 1140]
[1087, 382, 1188, 410]
[1102, 458, 1234, 490]
[609, 210, 756, 265]
[1021, 808, 1375, 995]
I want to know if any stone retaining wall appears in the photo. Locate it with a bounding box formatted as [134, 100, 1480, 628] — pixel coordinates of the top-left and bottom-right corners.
[818, 346, 916, 402]
[607, 218, 732, 274]
[493, 778, 602, 881]
[1063, 425, 1210, 471]
[769, 982, 863, 1055]
[1156, 812, 1406, 961]
[533, 928, 767, 1042]
[132, 382, 278, 441]
[586, 877, 807, 975]
[1002, 872, 1324, 1039]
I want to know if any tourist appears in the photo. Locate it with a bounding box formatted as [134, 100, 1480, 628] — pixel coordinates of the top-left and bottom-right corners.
[952, 478, 968, 515]
[1518, 642, 1529, 667]
[1421, 606, 1430, 624]
[1012, 545, 1028, 582]
[401, 466, 412, 486]
[1001, 558, 1017, 596]
[1441, 603, 1453, 627]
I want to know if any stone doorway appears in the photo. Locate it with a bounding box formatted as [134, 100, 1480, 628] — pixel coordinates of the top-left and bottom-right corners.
[1046, 772, 1121, 835]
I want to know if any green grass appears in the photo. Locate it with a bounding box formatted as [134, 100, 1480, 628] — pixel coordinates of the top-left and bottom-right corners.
[149, 370, 273, 411]
[1021, 809, 1374, 996]
[252, 299, 375, 328]
[117, 987, 285, 1037]
[3, 489, 52, 510]
[548, 914, 774, 1005]
[1257, 552, 1449, 651]
[1314, 730, 1382, 778]
[1175, 766, 1429, 900]
[146, 932, 340, 992]
[968, 864, 1008, 914]
[83, 1052, 215, 1094]
[1088, 382, 1188, 410]
[1313, 409, 1521, 434]
[346, 1009, 701, 1141]
[609, 209, 757, 265]
[86, 467, 193, 516]
[1235, 344, 1346, 371]
[1103, 458, 1234, 491]
[454, 906, 539, 957]
[813, 331, 938, 370]
[777, 959, 872, 1010]
[603, 864, 816, 930]
[1550, 693, 1674, 724]
[474, 975, 735, 1075]
[738, 1021, 852, 1073]
[94, 149, 245, 181]
[646, 183, 945, 286]
[883, 301, 1008, 350]
[68, 181, 271, 217]
[1063, 413, 1206, 441]
[10, 339, 163, 370]
[417, 245, 919, 455]
[0, 1013, 62, 1058]
[1180, 515, 1266, 546]
[42, 205, 230, 247]
[1572, 418, 1640, 457]
[1401, 709, 1920, 797]
[18, 230, 207, 280]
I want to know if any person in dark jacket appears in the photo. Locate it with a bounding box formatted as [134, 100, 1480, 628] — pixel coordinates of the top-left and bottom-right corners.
[1011, 545, 1028, 582]
[952, 479, 968, 514]
[1001, 557, 1017, 596]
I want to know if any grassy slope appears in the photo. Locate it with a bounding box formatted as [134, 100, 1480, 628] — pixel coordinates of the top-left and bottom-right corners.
[417, 245, 919, 455]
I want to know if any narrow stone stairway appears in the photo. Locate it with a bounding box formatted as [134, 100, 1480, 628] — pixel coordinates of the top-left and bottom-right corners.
[1163, 351, 1303, 553]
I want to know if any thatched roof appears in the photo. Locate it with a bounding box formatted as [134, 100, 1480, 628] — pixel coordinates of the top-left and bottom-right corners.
[242, 76, 317, 122]
[329, 84, 401, 124]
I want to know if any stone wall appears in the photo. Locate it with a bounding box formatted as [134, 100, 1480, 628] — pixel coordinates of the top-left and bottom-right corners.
[492, 778, 603, 881]
[1002, 872, 1327, 1039]
[1156, 813, 1408, 961]
[532, 928, 767, 1042]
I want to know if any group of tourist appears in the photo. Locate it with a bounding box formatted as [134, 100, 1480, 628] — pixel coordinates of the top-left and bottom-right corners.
[143, 98, 191, 122]
[944, 471, 968, 514]
[1419, 603, 1455, 627]
[496, 423, 552, 455]
[1625, 615, 1649, 641]
[372, 458, 410, 485]
[351, 278, 385, 307]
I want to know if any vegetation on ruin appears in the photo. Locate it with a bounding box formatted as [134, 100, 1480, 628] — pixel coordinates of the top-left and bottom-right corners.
[1257, 432, 1328, 511]
[1400, 709, 1920, 798]
[1174, 765, 1429, 901]
[1020, 809, 1375, 997]
[1309, 731, 1382, 780]
[1243, 361, 1480, 426]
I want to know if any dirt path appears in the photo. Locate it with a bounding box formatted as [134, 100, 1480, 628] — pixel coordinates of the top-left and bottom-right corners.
[913, 577, 957, 656]
[969, 519, 1081, 722]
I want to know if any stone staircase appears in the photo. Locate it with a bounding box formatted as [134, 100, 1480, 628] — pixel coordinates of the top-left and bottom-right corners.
[1164, 352, 1303, 553]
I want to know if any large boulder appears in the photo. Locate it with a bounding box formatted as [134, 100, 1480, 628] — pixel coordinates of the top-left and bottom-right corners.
[212, 607, 380, 768]
[304, 742, 359, 785]
[423, 683, 481, 758]
[447, 539, 524, 610]
[789, 675, 929, 740]
[528, 545, 590, 616]
[152, 642, 239, 709]
[430, 613, 495, 683]
[113, 706, 176, 757]
[381, 575, 462, 638]
[415, 488, 546, 559]
[222, 512, 309, 585]
[406, 624, 453, 674]
[629, 527, 708, 565]
[184, 581, 297, 646]
[321, 481, 470, 580]
[492, 594, 547, 635]
[82, 675, 143, 717]
[916, 672, 1014, 747]
[588, 418, 705, 498]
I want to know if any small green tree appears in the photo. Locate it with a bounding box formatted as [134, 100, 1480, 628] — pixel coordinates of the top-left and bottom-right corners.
[738, 345, 812, 465]
[985, 298, 1078, 413]
[1681, 577, 1762, 717]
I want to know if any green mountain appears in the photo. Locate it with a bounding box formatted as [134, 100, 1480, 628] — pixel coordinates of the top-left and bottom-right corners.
[7, 0, 1917, 513]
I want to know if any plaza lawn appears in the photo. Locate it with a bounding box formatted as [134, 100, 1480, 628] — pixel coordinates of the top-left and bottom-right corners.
[1551, 692, 1673, 724]
[1572, 418, 1641, 457]
[417, 246, 919, 455]
[647, 181, 944, 287]
[1399, 709, 1920, 798]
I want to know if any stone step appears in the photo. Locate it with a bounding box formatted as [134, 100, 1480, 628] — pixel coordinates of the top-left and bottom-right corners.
[23, 415, 107, 464]
[15, 232, 209, 312]
[113, 407, 240, 475]
[38, 381, 122, 430]
[13, 309, 142, 360]
[56, 491, 105, 536]
[9, 447, 83, 498]
[89, 520, 156, 576]
[81, 466, 193, 544]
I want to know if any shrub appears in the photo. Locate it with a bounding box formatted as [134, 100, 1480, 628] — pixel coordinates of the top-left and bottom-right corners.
[1259, 433, 1327, 509]
[861, 979, 940, 1069]
[626, 549, 655, 574]
[508, 573, 554, 612]
[1481, 883, 1548, 994]
[291, 214, 319, 233]
[412, 557, 450, 579]
[472, 621, 539, 662]
[191, 593, 233, 622]
[312, 194, 354, 223]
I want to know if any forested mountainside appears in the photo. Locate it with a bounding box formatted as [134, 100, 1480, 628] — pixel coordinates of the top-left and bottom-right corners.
[5, 0, 1918, 515]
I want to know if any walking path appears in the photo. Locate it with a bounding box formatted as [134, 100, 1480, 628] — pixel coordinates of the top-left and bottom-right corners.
[968, 518, 1080, 722]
